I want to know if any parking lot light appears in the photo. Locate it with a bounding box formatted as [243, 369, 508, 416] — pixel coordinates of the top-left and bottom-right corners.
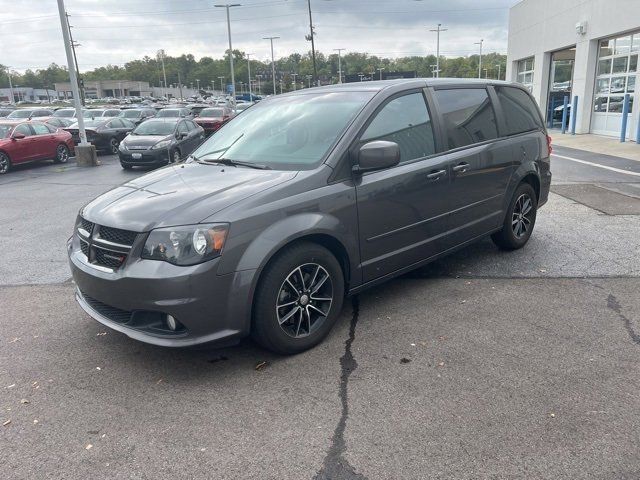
[215, 4, 241, 112]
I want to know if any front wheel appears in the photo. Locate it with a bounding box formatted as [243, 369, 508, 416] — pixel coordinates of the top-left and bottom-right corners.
[252, 242, 345, 354]
[491, 182, 538, 250]
[54, 144, 70, 164]
[0, 152, 11, 174]
[109, 137, 119, 155]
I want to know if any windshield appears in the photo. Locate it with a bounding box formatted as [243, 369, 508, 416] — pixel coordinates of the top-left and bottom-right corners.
[132, 121, 175, 136]
[157, 109, 181, 117]
[7, 110, 32, 119]
[53, 109, 74, 118]
[192, 92, 373, 170]
[0, 125, 13, 138]
[200, 108, 224, 117]
[121, 110, 142, 118]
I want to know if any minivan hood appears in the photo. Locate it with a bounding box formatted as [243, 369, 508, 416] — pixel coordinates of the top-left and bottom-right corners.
[81, 163, 298, 231]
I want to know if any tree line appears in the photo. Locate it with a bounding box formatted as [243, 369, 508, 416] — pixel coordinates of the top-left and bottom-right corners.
[1, 50, 507, 95]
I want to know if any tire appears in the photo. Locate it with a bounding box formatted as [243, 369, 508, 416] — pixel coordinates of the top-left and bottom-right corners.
[53, 144, 70, 164]
[120, 162, 133, 170]
[491, 182, 538, 250]
[109, 137, 119, 155]
[252, 242, 345, 355]
[0, 152, 11, 175]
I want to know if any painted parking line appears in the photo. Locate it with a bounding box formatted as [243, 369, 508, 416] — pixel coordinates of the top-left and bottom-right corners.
[552, 153, 640, 177]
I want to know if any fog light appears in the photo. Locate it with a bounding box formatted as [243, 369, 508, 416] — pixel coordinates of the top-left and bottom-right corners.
[166, 314, 178, 331]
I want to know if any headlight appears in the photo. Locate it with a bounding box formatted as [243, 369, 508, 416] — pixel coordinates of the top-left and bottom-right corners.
[118, 141, 127, 152]
[151, 139, 172, 150]
[141, 223, 228, 266]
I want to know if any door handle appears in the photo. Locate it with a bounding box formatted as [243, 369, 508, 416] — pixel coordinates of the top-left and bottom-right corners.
[452, 162, 469, 173]
[426, 169, 447, 180]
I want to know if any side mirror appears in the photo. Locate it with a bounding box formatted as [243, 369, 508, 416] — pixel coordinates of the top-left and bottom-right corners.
[179, 132, 189, 139]
[12, 132, 26, 140]
[353, 141, 400, 173]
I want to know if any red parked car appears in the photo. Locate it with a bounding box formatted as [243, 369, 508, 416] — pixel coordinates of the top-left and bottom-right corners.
[194, 107, 233, 136]
[0, 120, 74, 174]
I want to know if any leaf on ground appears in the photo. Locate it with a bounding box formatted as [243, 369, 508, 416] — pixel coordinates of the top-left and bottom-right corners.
[437, 362, 445, 367]
[255, 361, 267, 371]
[2, 419, 10, 426]
[20, 399, 29, 405]
[85, 444, 93, 450]
[400, 358, 411, 364]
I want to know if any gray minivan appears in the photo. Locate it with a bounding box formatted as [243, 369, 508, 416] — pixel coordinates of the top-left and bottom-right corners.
[68, 79, 551, 354]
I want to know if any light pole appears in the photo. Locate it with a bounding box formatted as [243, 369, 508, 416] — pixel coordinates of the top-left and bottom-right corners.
[483, 68, 488, 79]
[474, 39, 483, 79]
[157, 50, 168, 100]
[333, 48, 344, 83]
[291, 73, 298, 91]
[215, 3, 241, 110]
[196, 78, 200, 92]
[218, 76, 225, 94]
[358, 73, 364, 82]
[263, 36, 280, 95]
[246, 53, 253, 101]
[429, 23, 447, 78]
[377, 67, 385, 80]
[56, 0, 88, 146]
[496, 64, 501, 80]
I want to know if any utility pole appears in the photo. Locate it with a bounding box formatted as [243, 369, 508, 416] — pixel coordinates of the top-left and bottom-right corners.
[66, 12, 85, 106]
[429, 24, 447, 78]
[263, 36, 280, 95]
[246, 53, 252, 101]
[215, 4, 240, 111]
[279, 78, 283, 94]
[6, 67, 14, 104]
[475, 39, 483, 79]
[157, 50, 168, 99]
[291, 73, 298, 91]
[305, 0, 319, 86]
[57, 0, 94, 166]
[496, 64, 501, 80]
[333, 48, 344, 83]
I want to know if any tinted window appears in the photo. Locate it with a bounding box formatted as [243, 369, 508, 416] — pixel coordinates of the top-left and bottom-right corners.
[8, 110, 33, 119]
[45, 124, 57, 133]
[434, 88, 498, 149]
[108, 119, 124, 128]
[0, 125, 13, 138]
[201, 108, 225, 117]
[495, 86, 543, 135]
[133, 121, 176, 136]
[122, 110, 141, 118]
[120, 118, 135, 128]
[361, 92, 435, 162]
[14, 124, 33, 136]
[32, 123, 50, 135]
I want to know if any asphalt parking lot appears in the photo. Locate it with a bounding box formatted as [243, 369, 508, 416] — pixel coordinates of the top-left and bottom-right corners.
[2, 146, 640, 479]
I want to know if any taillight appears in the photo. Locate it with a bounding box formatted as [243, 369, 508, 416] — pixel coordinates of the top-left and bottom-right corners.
[546, 135, 552, 156]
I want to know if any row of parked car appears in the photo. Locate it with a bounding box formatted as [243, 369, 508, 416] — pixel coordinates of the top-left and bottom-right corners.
[0, 103, 253, 174]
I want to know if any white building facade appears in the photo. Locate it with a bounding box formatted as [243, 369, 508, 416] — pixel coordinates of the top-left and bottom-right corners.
[506, 0, 639, 139]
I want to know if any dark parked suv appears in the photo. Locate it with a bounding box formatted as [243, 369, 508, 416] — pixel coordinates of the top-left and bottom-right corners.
[68, 79, 551, 354]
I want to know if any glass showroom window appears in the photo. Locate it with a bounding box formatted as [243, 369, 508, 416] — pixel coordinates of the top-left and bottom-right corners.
[594, 33, 638, 114]
[516, 57, 535, 91]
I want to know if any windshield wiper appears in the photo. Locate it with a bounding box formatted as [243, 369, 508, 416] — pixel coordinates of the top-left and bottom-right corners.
[197, 157, 271, 170]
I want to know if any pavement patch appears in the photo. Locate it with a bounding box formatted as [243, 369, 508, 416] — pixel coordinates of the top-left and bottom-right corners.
[551, 184, 640, 215]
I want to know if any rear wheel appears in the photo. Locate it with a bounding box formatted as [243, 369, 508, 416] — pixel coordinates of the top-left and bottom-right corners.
[252, 242, 344, 355]
[54, 144, 69, 164]
[491, 182, 538, 250]
[0, 152, 11, 174]
[109, 137, 119, 154]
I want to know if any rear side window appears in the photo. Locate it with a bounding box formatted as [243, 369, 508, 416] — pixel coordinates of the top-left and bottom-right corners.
[361, 92, 436, 162]
[495, 86, 544, 135]
[32, 123, 50, 135]
[434, 88, 498, 149]
[108, 119, 124, 128]
[14, 124, 33, 136]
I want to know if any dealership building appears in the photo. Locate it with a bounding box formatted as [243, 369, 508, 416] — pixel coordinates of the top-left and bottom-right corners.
[506, 0, 639, 139]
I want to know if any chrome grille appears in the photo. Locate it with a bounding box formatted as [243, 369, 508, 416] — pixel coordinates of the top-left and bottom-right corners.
[77, 217, 139, 270]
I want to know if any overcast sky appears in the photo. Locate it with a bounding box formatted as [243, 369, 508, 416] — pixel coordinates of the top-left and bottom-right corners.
[0, 0, 517, 73]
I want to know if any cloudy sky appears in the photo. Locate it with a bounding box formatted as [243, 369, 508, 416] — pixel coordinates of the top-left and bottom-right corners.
[0, 0, 517, 73]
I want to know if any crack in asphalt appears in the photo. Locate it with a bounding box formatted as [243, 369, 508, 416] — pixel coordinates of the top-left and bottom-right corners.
[607, 293, 640, 345]
[314, 296, 367, 480]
